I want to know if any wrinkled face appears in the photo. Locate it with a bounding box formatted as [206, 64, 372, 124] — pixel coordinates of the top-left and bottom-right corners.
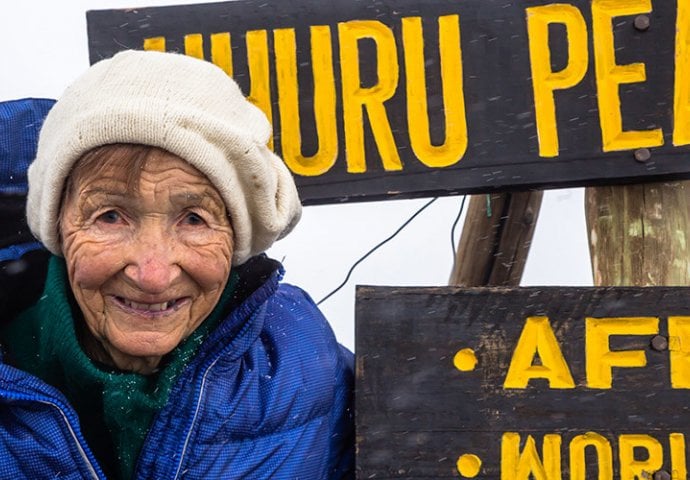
[59, 147, 233, 374]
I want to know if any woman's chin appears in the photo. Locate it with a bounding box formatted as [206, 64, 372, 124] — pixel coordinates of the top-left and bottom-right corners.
[105, 331, 182, 366]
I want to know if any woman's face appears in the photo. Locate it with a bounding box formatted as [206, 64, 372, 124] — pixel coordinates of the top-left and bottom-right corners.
[60, 148, 233, 374]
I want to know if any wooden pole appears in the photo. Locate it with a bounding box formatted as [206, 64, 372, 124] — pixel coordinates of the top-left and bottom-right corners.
[586, 182, 690, 286]
[449, 191, 543, 287]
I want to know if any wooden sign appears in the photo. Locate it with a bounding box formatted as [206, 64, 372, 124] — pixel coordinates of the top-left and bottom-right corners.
[88, 0, 690, 204]
[356, 286, 690, 479]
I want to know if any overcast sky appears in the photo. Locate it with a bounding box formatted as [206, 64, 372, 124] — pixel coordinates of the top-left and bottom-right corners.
[0, 0, 593, 350]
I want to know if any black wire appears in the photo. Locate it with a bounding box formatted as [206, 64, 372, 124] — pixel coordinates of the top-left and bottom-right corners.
[317, 197, 439, 306]
[450, 195, 468, 262]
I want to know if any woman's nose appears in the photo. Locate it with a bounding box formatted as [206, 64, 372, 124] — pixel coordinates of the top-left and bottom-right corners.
[123, 228, 180, 293]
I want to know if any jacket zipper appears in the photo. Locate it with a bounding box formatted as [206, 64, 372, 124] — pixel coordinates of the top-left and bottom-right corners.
[172, 356, 222, 480]
[38, 399, 101, 479]
[0, 390, 102, 479]
[168, 278, 274, 479]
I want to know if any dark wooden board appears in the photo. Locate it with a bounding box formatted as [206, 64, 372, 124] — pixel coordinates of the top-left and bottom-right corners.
[88, 0, 690, 204]
[356, 286, 690, 478]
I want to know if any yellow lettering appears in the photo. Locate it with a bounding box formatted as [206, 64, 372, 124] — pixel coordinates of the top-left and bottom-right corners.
[569, 432, 613, 480]
[338, 20, 401, 173]
[246, 30, 274, 149]
[675, 0, 690, 146]
[504, 316, 575, 389]
[592, 0, 663, 151]
[210, 32, 232, 76]
[619, 434, 663, 480]
[670, 433, 687, 479]
[669, 317, 690, 388]
[274, 26, 337, 176]
[143, 36, 166, 52]
[501, 433, 561, 480]
[526, 4, 588, 158]
[184, 33, 204, 59]
[585, 317, 658, 388]
[668, 433, 688, 480]
[402, 15, 467, 167]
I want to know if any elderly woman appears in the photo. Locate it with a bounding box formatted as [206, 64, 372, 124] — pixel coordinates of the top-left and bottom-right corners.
[0, 51, 353, 479]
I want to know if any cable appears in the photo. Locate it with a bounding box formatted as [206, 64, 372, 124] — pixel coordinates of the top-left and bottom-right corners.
[450, 195, 468, 261]
[317, 197, 439, 306]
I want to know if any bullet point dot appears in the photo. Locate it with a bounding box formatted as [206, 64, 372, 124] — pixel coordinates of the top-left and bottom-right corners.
[457, 453, 482, 477]
[453, 348, 477, 371]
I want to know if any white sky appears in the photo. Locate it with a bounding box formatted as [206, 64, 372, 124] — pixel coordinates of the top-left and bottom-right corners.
[0, 0, 593, 350]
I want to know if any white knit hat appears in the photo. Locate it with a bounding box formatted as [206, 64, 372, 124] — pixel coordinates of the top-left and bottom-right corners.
[27, 50, 302, 265]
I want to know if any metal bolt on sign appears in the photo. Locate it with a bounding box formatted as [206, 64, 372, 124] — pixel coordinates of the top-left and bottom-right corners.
[634, 14, 651, 31]
[634, 148, 652, 163]
[653, 470, 671, 480]
[651, 335, 669, 352]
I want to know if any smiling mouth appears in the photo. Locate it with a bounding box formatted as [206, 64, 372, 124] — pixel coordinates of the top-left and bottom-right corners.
[114, 296, 188, 313]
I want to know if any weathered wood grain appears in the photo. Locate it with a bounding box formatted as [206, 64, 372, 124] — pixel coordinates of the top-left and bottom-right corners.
[449, 191, 543, 287]
[586, 182, 690, 286]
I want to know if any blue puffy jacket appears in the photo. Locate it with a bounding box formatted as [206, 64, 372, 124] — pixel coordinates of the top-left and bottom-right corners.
[0, 255, 354, 479]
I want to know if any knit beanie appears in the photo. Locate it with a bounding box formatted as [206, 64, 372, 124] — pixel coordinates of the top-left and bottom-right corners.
[27, 50, 302, 266]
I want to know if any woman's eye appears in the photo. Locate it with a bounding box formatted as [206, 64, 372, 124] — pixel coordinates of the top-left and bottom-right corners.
[96, 210, 122, 224]
[183, 212, 206, 226]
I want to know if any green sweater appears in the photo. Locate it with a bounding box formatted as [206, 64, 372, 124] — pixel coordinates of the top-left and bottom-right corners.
[1, 256, 237, 480]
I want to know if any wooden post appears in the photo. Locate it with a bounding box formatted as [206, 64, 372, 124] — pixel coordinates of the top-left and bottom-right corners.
[449, 191, 543, 287]
[586, 182, 690, 286]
